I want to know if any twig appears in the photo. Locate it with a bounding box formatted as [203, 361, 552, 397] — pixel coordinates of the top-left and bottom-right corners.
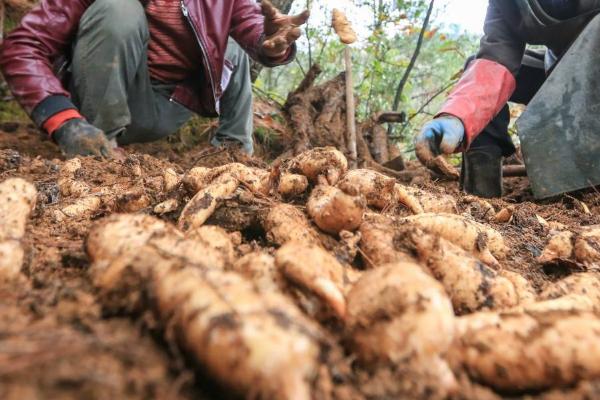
[387, 0, 435, 137]
[345, 47, 357, 169]
[392, 78, 457, 139]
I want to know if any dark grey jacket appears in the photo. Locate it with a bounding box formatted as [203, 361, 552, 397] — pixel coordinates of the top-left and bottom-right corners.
[478, 0, 600, 75]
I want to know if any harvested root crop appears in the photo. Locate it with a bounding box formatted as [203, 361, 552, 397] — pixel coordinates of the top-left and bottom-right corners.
[92, 242, 326, 400]
[453, 311, 600, 391]
[178, 173, 238, 231]
[395, 184, 457, 215]
[0, 178, 37, 280]
[427, 155, 460, 180]
[115, 188, 151, 213]
[401, 213, 508, 266]
[153, 198, 179, 214]
[162, 168, 181, 192]
[86, 214, 180, 264]
[346, 262, 455, 364]
[510, 272, 600, 313]
[285, 147, 348, 185]
[574, 226, 600, 266]
[307, 185, 365, 235]
[358, 214, 414, 268]
[337, 169, 396, 209]
[332, 8, 357, 44]
[186, 225, 236, 267]
[277, 173, 309, 198]
[231, 252, 281, 292]
[88, 214, 231, 274]
[60, 195, 102, 219]
[346, 262, 457, 396]
[539, 272, 600, 302]
[263, 203, 321, 246]
[275, 242, 347, 319]
[413, 233, 527, 314]
[539, 227, 600, 267]
[183, 163, 269, 195]
[538, 231, 575, 264]
[58, 158, 89, 197]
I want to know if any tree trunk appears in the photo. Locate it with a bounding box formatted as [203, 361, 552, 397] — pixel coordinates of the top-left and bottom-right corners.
[250, 0, 297, 81]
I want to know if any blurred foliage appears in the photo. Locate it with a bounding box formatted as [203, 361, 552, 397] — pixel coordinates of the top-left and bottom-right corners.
[255, 0, 480, 156]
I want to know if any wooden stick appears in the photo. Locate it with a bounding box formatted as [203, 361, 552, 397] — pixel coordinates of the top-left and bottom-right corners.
[503, 164, 527, 177]
[377, 112, 406, 124]
[344, 46, 357, 169]
[0, 0, 5, 43]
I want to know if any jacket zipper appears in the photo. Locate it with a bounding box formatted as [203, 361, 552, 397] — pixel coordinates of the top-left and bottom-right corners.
[180, 0, 218, 106]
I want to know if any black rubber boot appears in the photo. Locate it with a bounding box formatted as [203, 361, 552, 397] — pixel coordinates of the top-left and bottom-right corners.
[460, 146, 503, 198]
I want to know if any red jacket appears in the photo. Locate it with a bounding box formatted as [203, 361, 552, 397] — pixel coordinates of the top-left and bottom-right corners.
[0, 0, 293, 127]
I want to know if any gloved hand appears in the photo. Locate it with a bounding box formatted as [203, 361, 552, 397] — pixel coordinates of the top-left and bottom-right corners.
[260, 0, 309, 59]
[414, 115, 465, 165]
[53, 119, 114, 158]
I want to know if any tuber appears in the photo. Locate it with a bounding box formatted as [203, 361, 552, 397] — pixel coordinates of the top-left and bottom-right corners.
[337, 169, 396, 209]
[332, 9, 357, 44]
[277, 173, 309, 198]
[307, 185, 365, 235]
[346, 262, 455, 365]
[413, 233, 525, 314]
[178, 173, 238, 231]
[453, 311, 600, 391]
[286, 147, 348, 185]
[0, 178, 37, 280]
[263, 203, 321, 246]
[275, 241, 347, 319]
[401, 213, 508, 266]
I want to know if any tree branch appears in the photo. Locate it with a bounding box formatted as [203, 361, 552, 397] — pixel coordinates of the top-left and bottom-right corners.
[390, 0, 435, 114]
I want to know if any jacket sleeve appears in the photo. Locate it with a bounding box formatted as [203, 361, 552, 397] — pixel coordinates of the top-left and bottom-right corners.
[0, 0, 92, 125]
[438, 0, 526, 147]
[229, 0, 296, 67]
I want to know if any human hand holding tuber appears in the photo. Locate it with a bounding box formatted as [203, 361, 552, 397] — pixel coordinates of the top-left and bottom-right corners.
[414, 115, 465, 166]
[53, 119, 115, 159]
[260, 0, 309, 59]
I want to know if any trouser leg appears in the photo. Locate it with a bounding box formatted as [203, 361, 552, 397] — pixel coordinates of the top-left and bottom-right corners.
[70, 0, 191, 144]
[211, 38, 254, 155]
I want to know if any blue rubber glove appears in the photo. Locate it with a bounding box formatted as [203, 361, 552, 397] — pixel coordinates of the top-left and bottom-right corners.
[414, 116, 465, 165]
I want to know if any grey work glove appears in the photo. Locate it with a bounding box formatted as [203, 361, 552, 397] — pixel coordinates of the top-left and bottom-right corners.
[53, 119, 114, 159]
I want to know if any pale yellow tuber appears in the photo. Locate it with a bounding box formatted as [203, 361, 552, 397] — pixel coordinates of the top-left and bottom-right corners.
[337, 169, 396, 209]
[286, 147, 348, 185]
[307, 185, 365, 235]
[277, 173, 309, 198]
[453, 311, 600, 391]
[538, 231, 575, 264]
[401, 213, 508, 266]
[346, 262, 455, 365]
[275, 241, 347, 319]
[92, 243, 325, 400]
[178, 173, 238, 231]
[332, 9, 357, 44]
[153, 198, 179, 214]
[186, 225, 236, 267]
[395, 184, 457, 215]
[413, 233, 524, 313]
[574, 226, 600, 266]
[358, 214, 414, 268]
[263, 203, 321, 246]
[231, 252, 281, 292]
[0, 178, 37, 280]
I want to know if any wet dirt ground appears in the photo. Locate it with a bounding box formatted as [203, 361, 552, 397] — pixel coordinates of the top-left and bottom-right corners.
[1, 123, 599, 400]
